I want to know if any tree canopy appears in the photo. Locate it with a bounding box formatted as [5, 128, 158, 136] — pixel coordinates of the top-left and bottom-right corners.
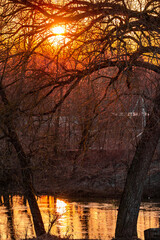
[1, 0, 160, 106]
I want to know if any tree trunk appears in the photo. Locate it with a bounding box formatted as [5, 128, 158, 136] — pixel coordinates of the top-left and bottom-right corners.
[7, 121, 46, 237]
[115, 91, 160, 239]
[0, 83, 45, 237]
[3, 195, 16, 240]
[54, 107, 61, 157]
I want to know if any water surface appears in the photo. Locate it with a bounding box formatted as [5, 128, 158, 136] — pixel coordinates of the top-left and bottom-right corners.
[0, 195, 160, 240]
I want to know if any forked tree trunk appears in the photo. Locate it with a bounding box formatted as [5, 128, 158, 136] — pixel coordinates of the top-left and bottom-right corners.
[115, 90, 160, 239]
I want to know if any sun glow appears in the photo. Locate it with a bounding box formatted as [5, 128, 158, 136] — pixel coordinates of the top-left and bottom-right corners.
[49, 26, 65, 45]
[56, 199, 67, 214]
[52, 26, 65, 35]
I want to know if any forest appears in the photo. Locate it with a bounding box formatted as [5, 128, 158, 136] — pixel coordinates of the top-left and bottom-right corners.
[0, 0, 160, 239]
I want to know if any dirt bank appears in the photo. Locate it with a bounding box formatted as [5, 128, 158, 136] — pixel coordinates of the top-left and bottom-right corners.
[1, 150, 160, 199]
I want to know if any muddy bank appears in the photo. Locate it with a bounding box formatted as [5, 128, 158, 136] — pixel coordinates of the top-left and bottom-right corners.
[33, 155, 160, 199]
[1, 150, 160, 199]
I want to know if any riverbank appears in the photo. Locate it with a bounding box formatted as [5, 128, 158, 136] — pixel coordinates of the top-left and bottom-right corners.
[1, 150, 160, 199]
[32, 152, 160, 199]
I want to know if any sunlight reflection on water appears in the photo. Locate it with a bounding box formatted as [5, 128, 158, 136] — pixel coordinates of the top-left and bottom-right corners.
[0, 195, 160, 240]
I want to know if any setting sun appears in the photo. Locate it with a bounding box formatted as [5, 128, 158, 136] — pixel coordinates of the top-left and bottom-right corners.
[49, 26, 66, 45]
[52, 26, 65, 35]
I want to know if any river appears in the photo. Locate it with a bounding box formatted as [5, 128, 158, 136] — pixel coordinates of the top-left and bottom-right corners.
[0, 195, 160, 240]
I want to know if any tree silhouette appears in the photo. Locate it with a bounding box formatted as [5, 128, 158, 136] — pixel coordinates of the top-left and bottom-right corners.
[1, 0, 160, 239]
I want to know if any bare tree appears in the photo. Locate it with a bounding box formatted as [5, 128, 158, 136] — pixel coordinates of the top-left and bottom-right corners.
[1, 0, 160, 239]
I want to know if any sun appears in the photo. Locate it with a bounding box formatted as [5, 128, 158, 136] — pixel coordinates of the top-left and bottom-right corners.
[49, 26, 65, 45]
[52, 26, 65, 35]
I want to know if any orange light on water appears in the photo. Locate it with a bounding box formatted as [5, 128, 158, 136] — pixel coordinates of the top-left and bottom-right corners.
[56, 199, 67, 214]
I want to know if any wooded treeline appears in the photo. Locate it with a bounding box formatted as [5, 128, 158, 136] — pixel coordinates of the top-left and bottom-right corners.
[0, 0, 160, 239]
